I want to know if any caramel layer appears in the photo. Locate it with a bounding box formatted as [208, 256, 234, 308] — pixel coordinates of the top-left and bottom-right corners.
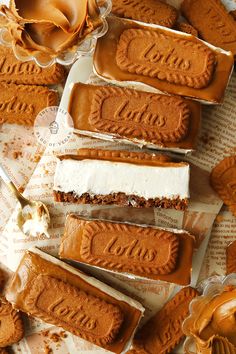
[131, 287, 199, 353]
[0, 45, 65, 85]
[0, 83, 58, 126]
[116, 28, 215, 89]
[26, 274, 123, 346]
[94, 17, 234, 103]
[210, 155, 236, 217]
[112, 0, 178, 28]
[60, 216, 195, 285]
[69, 83, 201, 150]
[0, 297, 24, 347]
[181, 0, 236, 57]
[226, 241, 236, 274]
[6, 250, 143, 353]
[57, 148, 186, 168]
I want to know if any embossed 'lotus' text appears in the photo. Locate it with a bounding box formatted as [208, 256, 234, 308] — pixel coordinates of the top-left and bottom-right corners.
[116, 28, 216, 89]
[0, 96, 34, 114]
[25, 275, 124, 346]
[0, 58, 42, 75]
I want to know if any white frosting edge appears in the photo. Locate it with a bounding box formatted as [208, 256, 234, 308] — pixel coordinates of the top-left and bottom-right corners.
[53, 158, 190, 200]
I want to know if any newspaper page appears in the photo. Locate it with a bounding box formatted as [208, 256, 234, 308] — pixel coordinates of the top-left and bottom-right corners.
[0, 0, 236, 353]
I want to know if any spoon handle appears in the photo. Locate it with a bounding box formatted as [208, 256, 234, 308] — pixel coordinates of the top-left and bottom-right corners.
[0, 163, 23, 201]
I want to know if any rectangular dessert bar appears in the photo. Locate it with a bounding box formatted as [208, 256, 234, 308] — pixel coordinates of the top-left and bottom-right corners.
[0, 83, 58, 125]
[93, 17, 234, 104]
[68, 83, 201, 153]
[60, 216, 195, 285]
[53, 148, 190, 210]
[0, 45, 65, 85]
[128, 287, 199, 354]
[6, 248, 144, 353]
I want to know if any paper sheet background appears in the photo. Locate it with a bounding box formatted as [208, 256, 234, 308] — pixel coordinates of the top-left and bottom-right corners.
[0, 0, 235, 353]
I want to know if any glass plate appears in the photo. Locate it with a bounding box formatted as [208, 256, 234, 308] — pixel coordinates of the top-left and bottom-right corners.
[0, 0, 112, 68]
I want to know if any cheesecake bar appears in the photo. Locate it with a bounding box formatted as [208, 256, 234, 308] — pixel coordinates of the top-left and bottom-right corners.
[68, 83, 201, 153]
[60, 216, 195, 285]
[6, 248, 144, 353]
[94, 17, 234, 104]
[53, 148, 190, 210]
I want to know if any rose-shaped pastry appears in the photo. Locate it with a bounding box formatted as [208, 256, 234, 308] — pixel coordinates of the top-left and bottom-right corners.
[0, 0, 105, 65]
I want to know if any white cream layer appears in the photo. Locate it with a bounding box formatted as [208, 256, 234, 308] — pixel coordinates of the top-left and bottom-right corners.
[54, 158, 190, 199]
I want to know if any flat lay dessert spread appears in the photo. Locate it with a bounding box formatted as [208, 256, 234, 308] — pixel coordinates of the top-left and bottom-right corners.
[0, 0, 235, 353]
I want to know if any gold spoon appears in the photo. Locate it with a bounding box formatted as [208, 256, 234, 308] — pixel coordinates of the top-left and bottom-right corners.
[0, 164, 50, 237]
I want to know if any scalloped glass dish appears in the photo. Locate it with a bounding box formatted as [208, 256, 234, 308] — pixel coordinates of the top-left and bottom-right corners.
[182, 273, 236, 354]
[0, 0, 112, 68]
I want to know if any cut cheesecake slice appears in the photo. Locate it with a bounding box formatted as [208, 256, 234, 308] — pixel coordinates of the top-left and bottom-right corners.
[53, 149, 190, 210]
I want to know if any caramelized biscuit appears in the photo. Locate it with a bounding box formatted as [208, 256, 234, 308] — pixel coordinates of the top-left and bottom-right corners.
[25, 274, 123, 346]
[0, 83, 58, 126]
[0, 349, 8, 354]
[0, 297, 24, 347]
[116, 28, 216, 89]
[210, 156, 236, 217]
[226, 240, 236, 274]
[112, 0, 178, 27]
[89, 86, 190, 143]
[60, 217, 195, 285]
[63, 148, 172, 164]
[181, 0, 236, 57]
[0, 46, 65, 85]
[131, 287, 199, 354]
[176, 22, 198, 37]
[211, 336, 236, 354]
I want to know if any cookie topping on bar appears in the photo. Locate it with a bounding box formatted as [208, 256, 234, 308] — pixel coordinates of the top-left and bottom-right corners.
[210, 155, 236, 217]
[80, 221, 179, 275]
[0, 297, 24, 347]
[89, 86, 190, 143]
[112, 0, 178, 27]
[181, 0, 236, 56]
[116, 28, 216, 89]
[131, 287, 199, 353]
[26, 275, 123, 346]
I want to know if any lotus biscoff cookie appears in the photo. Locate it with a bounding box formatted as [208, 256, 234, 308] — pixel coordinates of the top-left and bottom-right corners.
[210, 155, 236, 217]
[0, 297, 24, 347]
[112, 0, 178, 27]
[0, 45, 65, 85]
[181, 0, 236, 57]
[0, 83, 58, 126]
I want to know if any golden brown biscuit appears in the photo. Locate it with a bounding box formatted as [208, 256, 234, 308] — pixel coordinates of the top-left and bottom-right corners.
[112, 0, 178, 27]
[176, 22, 198, 37]
[181, 0, 236, 57]
[210, 156, 236, 217]
[131, 287, 199, 354]
[0, 297, 24, 347]
[0, 46, 65, 85]
[0, 83, 58, 126]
